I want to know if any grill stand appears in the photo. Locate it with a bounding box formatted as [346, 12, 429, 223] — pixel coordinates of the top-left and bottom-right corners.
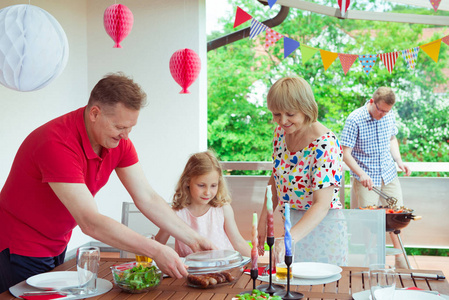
[393, 229, 412, 269]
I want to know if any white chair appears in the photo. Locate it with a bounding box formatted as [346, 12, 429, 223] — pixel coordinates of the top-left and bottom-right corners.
[120, 202, 175, 258]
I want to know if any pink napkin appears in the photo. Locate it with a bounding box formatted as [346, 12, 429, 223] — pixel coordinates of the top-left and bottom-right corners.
[21, 294, 67, 300]
[244, 266, 276, 276]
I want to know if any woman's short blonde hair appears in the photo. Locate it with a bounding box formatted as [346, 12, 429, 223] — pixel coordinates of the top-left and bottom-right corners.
[172, 150, 231, 210]
[267, 77, 318, 126]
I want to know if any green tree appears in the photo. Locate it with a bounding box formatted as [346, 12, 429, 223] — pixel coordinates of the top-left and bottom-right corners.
[207, 0, 449, 169]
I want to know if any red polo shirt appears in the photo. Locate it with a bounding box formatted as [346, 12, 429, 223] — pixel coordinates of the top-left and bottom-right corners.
[0, 107, 138, 257]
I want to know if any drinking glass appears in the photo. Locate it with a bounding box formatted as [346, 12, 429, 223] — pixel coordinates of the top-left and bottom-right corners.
[369, 264, 396, 300]
[76, 246, 100, 294]
[135, 234, 155, 264]
[273, 237, 295, 281]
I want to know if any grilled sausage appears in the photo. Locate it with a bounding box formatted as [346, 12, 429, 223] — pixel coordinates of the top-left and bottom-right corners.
[220, 271, 235, 282]
[187, 274, 209, 287]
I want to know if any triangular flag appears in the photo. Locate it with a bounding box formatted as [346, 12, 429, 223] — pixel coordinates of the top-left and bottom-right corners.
[300, 45, 319, 64]
[284, 37, 300, 58]
[442, 35, 449, 46]
[420, 39, 442, 63]
[358, 54, 377, 75]
[268, 0, 278, 8]
[378, 52, 399, 74]
[320, 50, 338, 71]
[429, 0, 441, 12]
[401, 47, 420, 69]
[249, 19, 267, 39]
[265, 28, 283, 49]
[338, 0, 350, 15]
[338, 53, 358, 75]
[234, 6, 252, 28]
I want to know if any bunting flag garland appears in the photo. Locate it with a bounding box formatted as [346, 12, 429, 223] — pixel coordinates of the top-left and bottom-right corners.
[420, 39, 442, 63]
[250, 19, 267, 39]
[401, 47, 420, 69]
[320, 50, 338, 71]
[359, 54, 377, 75]
[232, 7, 449, 77]
[338, 53, 358, 75]
[234, 6, 252, 28]
[443, 35, 449, 46]
[338, 0, 350, 15]
[268, 0, 278, 9]
[284, 37, 300, 58]
[301, 44, 319, 63]
[265, 28, 283, 49]
[430, 0, 441, 12]
[378, 52, 399, 74]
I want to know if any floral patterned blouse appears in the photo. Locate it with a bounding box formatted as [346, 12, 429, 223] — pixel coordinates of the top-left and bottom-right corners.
[272, 126, 343, 211]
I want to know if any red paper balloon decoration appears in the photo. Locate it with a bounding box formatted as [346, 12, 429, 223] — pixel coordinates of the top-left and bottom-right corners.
[104, 4, 133, 48]
[169, 48, 201, 94]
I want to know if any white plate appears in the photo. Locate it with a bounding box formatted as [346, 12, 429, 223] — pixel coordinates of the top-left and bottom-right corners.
[292, 262, 342, 279]
[352, 289, 447, 300]
[26, 271, 80, 290]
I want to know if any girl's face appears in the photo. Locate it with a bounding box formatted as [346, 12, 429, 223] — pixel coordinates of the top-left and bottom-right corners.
[271, 110, 307, 134]
[188, 171, 220, 206]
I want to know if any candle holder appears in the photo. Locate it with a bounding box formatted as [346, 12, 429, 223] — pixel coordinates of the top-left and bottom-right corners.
[257, 236, 284, 295]
[274, 255, 304, 300]
[240, 269, 260, 295]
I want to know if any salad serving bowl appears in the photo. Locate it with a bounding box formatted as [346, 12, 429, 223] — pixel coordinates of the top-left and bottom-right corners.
[110, 261, 162, 293]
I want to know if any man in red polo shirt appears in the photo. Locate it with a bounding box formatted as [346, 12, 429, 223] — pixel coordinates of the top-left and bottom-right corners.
[0, 72, 215, 293]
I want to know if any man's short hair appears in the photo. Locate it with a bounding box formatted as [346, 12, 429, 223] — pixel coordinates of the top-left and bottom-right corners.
[88, 72, 147, 110]
[373, 87, 395, 105]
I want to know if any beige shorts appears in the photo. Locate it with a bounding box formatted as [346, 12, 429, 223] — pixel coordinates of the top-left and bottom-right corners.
[350, 176, 404, 208]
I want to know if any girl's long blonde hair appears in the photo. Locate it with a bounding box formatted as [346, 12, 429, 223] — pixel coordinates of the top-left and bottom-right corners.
[172, 150, 231, 210]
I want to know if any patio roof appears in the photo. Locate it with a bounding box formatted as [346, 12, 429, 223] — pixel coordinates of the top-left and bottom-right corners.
[259, 0, 449, 26]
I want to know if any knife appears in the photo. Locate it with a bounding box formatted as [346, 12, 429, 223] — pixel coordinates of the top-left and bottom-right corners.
[400, 273, 446, 280]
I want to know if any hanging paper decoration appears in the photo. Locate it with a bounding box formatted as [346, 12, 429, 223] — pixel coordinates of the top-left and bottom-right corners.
[420, 39, 442, 63]
[301, 45, 319, 64]
[268, 0, 278, 8]
[284, 37, 300, 58]
[250, 19, 267, 39]
[429, 0, 441, 12]
[358, 54, 377, 75]
[378, 52, 399, 74]
[338, 54, 358, 75]
[401, 47, 420, 69]
[104, 4, 134, 48]
[0, 4, 69, 92]
[320, 50, 338, 71]
[233, 6, 448, 77]
[338, 0, 351, 15]
[265, 28, 283, 49]
[234, 6, 252, 28]
[169, 48, 201, 94]
[442, 35, 449, 46]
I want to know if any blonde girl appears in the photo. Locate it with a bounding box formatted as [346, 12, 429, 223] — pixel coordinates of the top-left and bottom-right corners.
[156, 151, 251, 257]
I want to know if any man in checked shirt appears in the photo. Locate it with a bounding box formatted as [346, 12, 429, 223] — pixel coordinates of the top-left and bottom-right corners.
[340, 86, 411, 268]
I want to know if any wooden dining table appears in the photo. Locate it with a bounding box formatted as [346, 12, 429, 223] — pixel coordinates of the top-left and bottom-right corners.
[1, 257, 448, 300]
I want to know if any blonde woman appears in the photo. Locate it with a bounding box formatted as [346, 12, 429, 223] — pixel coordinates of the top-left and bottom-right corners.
[156, 151, 251, 257]
[257, 77, 348, 265]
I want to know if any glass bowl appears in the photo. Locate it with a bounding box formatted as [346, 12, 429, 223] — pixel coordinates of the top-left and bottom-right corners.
[110, 261, 162, 293]
[185, 250, 250, 289]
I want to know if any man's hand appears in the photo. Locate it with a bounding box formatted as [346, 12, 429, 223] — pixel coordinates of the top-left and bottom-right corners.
[188, 236, 218, 253]
[359, 172, 374, 190]
[397, 162, 411, 176]
[153, 245, 188, 278]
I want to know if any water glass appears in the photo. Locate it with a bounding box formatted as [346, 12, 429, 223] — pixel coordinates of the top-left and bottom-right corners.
[273, 237, 295, 281]
[369, 264, 396, 300]
[76, 246, 100, 294]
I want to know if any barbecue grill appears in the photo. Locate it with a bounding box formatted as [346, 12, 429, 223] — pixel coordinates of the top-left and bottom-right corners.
[370, 187, 422, 269]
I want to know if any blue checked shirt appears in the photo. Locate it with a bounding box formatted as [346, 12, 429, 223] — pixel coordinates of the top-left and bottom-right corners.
[340, 103, 398, 186]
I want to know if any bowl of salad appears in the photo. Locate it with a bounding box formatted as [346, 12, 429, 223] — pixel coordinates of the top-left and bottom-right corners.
[110, 261, 162, 293]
